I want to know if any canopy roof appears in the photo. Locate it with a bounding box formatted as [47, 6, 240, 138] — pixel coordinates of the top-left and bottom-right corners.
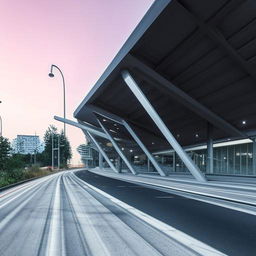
[74, 0, 256, 151]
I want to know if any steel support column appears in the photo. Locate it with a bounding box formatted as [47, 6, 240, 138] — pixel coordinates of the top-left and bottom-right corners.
[97, 118, 137, 175]
[253, 138, 256, 175]
[207, 123, 214, 174]
[117, 156, 122, 173]
[173, 152, 176, 173]
[99, 152, 103, 169]
[121, 70, 206, 182]
[123, 120, 167, 176]
[86, 131, 118, 173]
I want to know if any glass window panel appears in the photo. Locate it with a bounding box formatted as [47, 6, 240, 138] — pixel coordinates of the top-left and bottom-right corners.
[248, 143, 253, 175]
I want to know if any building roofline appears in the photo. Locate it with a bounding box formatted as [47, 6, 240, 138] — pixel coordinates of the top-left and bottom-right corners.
[73, 0, 171, 118]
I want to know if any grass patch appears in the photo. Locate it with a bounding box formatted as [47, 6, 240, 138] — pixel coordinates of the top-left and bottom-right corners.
[0, 166, 58, 188]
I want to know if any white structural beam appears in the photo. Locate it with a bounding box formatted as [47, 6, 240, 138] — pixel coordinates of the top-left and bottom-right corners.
[88, 104, 166, 145]
[121, 70, 207, 182]
[54, 115, 118, 173]
[122, 120, 167, 177]
[86, 131, 118, 173]
[126, 54, 246, 138]
[54, 116, 108, 139]
[97, 118, 137, 175]
[87, 105, 123, 125]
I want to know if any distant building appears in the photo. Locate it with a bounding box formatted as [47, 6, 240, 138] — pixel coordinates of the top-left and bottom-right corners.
[12, 135, 44, 154]
[77, 143, 99, 168]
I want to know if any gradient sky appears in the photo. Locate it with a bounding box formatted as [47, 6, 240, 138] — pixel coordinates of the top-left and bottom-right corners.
[0, 0, 154, 164]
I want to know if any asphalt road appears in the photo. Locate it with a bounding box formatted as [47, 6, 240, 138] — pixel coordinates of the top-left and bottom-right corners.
[76, 170, 256, 256]
[0, 171, 205, 256]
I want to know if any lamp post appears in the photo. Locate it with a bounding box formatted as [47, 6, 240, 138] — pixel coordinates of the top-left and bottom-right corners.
[48, 65, 66, 137]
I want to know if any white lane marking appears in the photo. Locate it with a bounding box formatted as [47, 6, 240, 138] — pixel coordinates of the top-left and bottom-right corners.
[0, 174, 58, 233]
[0, 173, 61, 205]
[0, 185, 45, 230]
[0, 176, 55, 209]
[67, 174, 166, 256]
[89, 170, 256, 215]
[45, 175, 65, 256]
[71, 173, 227, 256]
[63, 175, 111, 256]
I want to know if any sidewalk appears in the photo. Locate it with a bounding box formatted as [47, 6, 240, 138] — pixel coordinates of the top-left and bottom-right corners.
[86, 168, 256, 216]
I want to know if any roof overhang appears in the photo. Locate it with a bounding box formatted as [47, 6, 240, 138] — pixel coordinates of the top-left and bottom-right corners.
[74, 0, 256, 151]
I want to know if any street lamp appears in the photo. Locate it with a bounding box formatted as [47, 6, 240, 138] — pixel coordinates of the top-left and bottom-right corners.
[48, 64, 66, 137]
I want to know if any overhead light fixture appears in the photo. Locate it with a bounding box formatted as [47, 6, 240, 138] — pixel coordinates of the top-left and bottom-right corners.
[121, 147, 124, 151]
[195, 134, 199, 138]
[151, 142, 155, 145]
[103, 119, 107, 122]
[242, 120, 246, 125]
[130, 149, 133, 152]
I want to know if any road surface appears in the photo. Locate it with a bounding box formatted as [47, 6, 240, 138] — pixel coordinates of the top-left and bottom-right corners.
[76, 170, 256, 256]
[0, 171, 208, 256]
[0, 169, 254, 256]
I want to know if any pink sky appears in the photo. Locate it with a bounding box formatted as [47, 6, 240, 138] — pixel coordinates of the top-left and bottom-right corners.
[0, 0, 154, 164]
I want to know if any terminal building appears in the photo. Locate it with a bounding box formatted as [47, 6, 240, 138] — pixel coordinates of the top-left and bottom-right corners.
[57, 0, 256, 182]
[77, 143, 99, 168]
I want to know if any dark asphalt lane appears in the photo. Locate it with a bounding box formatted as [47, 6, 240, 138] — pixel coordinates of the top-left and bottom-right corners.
[76, 170, 256, 256]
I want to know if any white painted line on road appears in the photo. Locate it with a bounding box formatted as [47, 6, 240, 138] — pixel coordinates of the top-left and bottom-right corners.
[0, 174, 60, 232]
[71, 173, 227, 256]
[0, 176, 55, 209]
[63, 174, 111, 256]
[46, 175, 66, 256]
[90, 170, 256, 215]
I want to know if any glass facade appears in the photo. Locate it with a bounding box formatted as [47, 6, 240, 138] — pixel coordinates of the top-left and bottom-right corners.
[90, 115, 256, 177]
[155, 141, 256, 176]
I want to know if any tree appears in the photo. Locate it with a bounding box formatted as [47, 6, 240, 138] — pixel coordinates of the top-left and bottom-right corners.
[42, 125, 58, 166]
[0, 136, 11, 171]
[59, 130, 72, 167]
[42, 125, 72, 167]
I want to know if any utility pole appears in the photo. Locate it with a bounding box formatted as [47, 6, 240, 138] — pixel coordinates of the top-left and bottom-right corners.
[58, 135, 60, 170]
[52, 134, 54, 169]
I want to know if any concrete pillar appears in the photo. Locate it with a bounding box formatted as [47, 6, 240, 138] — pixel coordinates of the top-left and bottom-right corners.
[207, 123, 214, 174]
